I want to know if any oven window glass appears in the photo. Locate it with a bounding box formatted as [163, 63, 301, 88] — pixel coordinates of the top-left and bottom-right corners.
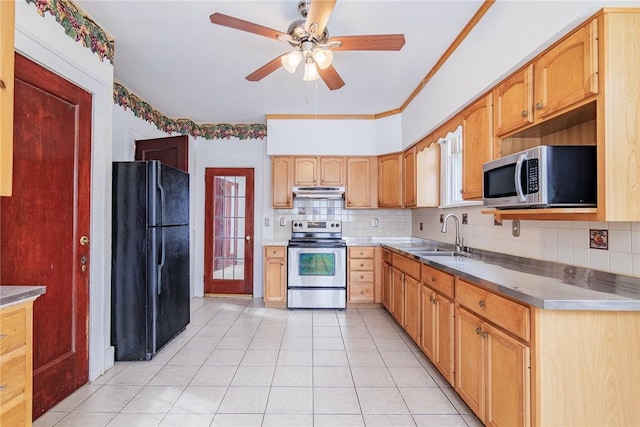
[298, 253, 336, 276]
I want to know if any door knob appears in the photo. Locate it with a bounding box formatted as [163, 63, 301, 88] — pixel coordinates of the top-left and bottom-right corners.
[80, 235, 89, 245]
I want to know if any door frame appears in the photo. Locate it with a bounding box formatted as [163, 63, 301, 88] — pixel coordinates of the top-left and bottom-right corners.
[15, 7, 116, 382]
[204, 167, 255, 295]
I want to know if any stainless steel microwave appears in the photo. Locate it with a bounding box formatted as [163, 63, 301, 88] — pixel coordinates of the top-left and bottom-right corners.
[482, 145, 597, 208]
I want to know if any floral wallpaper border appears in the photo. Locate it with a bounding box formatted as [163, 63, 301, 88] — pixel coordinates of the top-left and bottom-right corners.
[114, 83, 267, 140]
[26, 0, 115, 63]
[27, 0, 267, 140]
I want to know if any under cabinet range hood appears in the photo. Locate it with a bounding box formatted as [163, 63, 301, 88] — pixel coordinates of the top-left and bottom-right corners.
[292, 186, 345, 199]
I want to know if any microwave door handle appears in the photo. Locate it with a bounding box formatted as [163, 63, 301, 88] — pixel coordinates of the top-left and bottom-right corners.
[515, 154, 527, 202]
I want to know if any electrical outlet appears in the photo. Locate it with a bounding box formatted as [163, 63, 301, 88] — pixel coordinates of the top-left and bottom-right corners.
[512, 219, 520, 237]
[264, 218, 269, 226]
[279, 217, 286, 227]
[462, 213, 468, 224]
[419, 222, 423, 231]
[372, 218, 379, 227]
[439, 214, 444, 224]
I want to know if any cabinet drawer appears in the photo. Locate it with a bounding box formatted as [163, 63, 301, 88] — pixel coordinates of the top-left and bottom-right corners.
[349, 271, 374, 283]
[265, 246, 285, 258]
[421, 264, 454, 299]
[393, 254, 420, 280]
[456, 279, 530, 341]
[349, 259, 374, 271]
[349, 247, 374, 259]
[349, 283, 374, 302]
[0, 308, 27, 356]
[382, 249, 392, 264]
[0, 354, 26, 403]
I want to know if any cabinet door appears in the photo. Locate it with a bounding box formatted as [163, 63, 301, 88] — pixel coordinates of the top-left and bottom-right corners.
[0, 0, 15, 196]
[294, 157, 318, 186]
[403, 274, 420, 344]
[494, 64, 534, 138]
[391, 267, 404, 324]
[420, 286, 436, 360]
[435, 294, 455, 386]
[416, 142, 439, 207]
[484, 323, 531, 427]
[272, 157, 293, 208]
[346, 157, 374, 208]
[402, 147, 416, 207]
[455, 306, 484, 420]
[378, 153, 403, 207]
[319, 157, 345, 186]
[382, 262, 392, 311]
[264, 248, 286, 303]
[534, 19, 598, 121]
[462, 93, 493, 200]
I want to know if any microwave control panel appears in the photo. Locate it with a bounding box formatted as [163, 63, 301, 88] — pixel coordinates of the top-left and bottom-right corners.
[527, 159, 539, 193]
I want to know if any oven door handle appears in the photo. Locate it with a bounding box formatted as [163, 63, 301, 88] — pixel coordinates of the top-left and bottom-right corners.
[515, 154, 527, 202]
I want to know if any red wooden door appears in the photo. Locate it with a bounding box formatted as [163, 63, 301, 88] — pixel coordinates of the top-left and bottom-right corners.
[204, 168, 254, 294]
[0, 54, 91, 419]
[134, 135, 188, 172]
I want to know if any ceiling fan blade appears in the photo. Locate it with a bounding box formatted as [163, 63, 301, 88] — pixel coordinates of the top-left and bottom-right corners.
[328, 34, 406, 51]
[210, 13, 285, 41]
[305, 0, 336, 37]
[318, 65, 345, 91]
[245, 54, 286, 81]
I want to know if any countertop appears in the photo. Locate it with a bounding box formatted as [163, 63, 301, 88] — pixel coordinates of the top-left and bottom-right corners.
[0, 285, 46, 307]
[379, 240, 640, 311]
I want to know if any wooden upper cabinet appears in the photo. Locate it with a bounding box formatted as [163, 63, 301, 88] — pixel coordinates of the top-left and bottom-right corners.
[462, 93, 493, 200]
[272, 156, 293, 208]
[378, 152, 403, 207]
[346, 156, 376, 208]
[319, 157, 345, 186]
[293, 156, 345, 186]
[494, 64, 534, 138]
[0, 0, 15, 196]
[534, 19, 598, 121]
[293, 157, 318, 186]
[402, 147, 417, 208]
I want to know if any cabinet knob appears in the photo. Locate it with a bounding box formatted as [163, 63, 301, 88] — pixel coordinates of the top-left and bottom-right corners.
[478, 300, 485, 308]
[535, 102, 542, 110]
[0, 80, 5, 90]
[360, 275, 364, 279]
[360, 263, 364, 267]
[521, 110, 528, 118]
[0, 333, 6, 339]
[431, 276, 436, 283]
[475, 327, 482, 335]
[359, 252, 364, 256]
[481, 331, 488, 339]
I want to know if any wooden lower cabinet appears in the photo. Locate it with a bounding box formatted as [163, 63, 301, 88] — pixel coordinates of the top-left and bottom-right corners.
[420, 283, 455, 385]
[347, 247, 376, 304]
[263, 246, 287, 308]
[0, 299, 36, 427]
[403, 274, 420, 343]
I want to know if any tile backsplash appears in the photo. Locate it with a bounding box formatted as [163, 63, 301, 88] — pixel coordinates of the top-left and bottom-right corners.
[273, 199, 411, 240]
[412, 206, 640, 277]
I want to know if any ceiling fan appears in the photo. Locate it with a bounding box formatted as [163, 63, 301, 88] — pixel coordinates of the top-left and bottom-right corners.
[210, 0, 405, 90]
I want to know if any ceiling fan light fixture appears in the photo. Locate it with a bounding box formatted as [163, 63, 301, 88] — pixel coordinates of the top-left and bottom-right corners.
[303, 58, 319, 81]
[281, 50, 302, 73]
[312, 47, 333, 69]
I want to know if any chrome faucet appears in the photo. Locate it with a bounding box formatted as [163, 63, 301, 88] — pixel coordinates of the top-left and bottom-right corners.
[441, 214, 463, 252]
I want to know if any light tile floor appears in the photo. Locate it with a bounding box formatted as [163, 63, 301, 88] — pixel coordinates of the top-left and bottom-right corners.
[34, 298, 483, 427]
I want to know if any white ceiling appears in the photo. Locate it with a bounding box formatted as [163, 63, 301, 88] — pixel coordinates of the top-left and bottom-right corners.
[74, 0, 486, 124]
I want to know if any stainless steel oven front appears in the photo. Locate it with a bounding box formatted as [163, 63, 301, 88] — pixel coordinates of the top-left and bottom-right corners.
[287, 245, 347, 309]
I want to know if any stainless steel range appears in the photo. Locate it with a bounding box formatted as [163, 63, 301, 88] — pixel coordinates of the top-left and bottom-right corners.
[287, 220, 347, 309]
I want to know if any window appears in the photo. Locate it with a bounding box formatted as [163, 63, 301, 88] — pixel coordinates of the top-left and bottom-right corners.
[439, 125, 464, 207]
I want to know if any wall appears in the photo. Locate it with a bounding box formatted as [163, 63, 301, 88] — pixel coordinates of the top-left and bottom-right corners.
[412, 206, 640, 277]
[14, 0, 114, 381]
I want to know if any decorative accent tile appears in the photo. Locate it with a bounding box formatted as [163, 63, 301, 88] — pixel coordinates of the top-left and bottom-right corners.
[589, 229, 608, 250]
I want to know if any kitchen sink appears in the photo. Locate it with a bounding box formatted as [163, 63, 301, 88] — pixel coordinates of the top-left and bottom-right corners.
[411, 249, 468, 257]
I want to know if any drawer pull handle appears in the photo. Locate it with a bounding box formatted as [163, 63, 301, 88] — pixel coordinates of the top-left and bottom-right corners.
[478, 300, 485, 308]
[0, 333, 7, 339]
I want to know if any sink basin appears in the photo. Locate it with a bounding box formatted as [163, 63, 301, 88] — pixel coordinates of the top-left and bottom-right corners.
[411, 249, 467, 257]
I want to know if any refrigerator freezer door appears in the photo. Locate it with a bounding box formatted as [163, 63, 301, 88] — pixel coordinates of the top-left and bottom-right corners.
[149, 161, 189, 227]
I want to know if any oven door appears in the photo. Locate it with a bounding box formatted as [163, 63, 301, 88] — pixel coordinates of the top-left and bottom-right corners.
[287, 246, 346, 289]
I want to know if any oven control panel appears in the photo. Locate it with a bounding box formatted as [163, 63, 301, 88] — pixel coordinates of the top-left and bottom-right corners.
[292, 220, 341, 232]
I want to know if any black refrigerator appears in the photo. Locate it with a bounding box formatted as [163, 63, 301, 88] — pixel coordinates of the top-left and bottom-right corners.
[111, 160, 190, 361]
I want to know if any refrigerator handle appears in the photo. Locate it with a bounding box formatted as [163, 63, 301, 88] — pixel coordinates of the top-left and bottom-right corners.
[157, 165, 166, 226]
[157, 228, 166, 295]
